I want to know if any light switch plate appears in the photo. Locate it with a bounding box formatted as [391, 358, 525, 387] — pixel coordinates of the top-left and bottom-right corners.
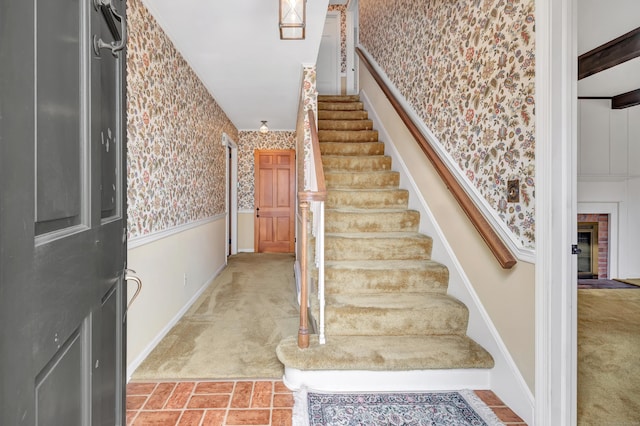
[507, 179, 520, 203]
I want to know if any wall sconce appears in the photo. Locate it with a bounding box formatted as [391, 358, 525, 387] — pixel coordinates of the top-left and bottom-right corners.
[259, 121, 269, 134]
[279, 0, 305, 40]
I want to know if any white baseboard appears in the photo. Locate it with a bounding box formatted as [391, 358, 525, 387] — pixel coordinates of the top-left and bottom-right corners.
[126, 262, 227, 380]
[283, 368, 490, 392]
[238, 249, 255, 253]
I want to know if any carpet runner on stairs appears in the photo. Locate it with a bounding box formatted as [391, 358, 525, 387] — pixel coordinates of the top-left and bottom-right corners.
[277, 95, 493, 375]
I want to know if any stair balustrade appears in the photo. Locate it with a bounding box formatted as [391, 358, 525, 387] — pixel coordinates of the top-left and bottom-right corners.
[298, 110, 327, 348]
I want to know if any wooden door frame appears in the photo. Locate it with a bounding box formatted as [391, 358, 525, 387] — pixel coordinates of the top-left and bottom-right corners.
[223, 133, 238, 260]
[254, 149, 296, 253]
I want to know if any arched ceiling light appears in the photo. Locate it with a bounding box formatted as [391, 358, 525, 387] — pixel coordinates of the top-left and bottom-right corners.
[279, 0, 305, 40]
[259, 121, 269, 134]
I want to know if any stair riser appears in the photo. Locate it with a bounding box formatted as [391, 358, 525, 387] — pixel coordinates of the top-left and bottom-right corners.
[324, 302, 469, 336]
[325, 236, 433, 261]
[318, 110, 369, 120]
[319, 130, 379, 142]
[320, 142, 384, 156]
[318, 95, 360, 102]
[318, 120, 373, 131]
[326, 172, 399, 189]
[322, 156, 392, 172]
[326, 190, 409, 209]
[325, 211, 420, 233]
[318, 102, 364, 111]
[325, 267, 448, 294]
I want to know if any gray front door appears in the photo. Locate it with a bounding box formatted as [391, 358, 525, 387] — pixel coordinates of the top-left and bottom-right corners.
[0, 0, 128, 424]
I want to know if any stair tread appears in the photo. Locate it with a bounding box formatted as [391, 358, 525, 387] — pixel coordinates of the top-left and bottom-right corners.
[322, 154, 388, 159]
[327, 292, 464, 310]
[277, 335, 495, 371]
[325, 259, 445, 270]
[326, 231, 431, 239]
[328, 188, 408, 193]
[325, 170, 398, 175]
[318, 102, 364, 111]
[326, 208, 418, 214]
[318, 95, 360, 102]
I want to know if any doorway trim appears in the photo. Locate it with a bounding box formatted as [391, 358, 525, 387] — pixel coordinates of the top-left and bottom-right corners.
[222, 133, 238, 259]
[317, 11, 341, 95]
[535, 0, 577, 423]
[346, 0, 358, 95]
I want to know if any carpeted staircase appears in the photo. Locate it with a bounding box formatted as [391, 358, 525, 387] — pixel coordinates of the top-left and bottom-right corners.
[277, 95, 493, 378]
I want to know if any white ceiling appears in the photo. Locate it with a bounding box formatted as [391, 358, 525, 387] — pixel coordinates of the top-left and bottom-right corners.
[143, 0, 638, 127]
[142, 0, 330, 131]
[577, 0, 640, 97]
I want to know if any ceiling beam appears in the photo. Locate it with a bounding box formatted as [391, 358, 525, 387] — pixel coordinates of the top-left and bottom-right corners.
[612, 88, 640, 109]
[578, 27, 640, 80]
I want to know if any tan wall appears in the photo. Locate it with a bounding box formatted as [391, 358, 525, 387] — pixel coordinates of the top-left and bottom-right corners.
[360, 66, 536, 392]
[237, 211, 256, 252]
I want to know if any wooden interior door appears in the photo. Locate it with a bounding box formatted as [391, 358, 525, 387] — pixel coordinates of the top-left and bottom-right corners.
[0, 0, 127, 424]
[254, 150, 295, 253]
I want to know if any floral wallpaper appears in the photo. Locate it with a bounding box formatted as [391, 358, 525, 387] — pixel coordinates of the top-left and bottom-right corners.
[126, 0, 238, 238]
[359, 0, 536, 249]
[301, 66, 317, 191]
[237, 131, 297, 210]
[327, 4, 347, 74]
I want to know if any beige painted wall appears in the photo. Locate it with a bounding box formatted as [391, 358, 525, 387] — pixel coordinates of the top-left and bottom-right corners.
[237, 211, 255, 252]
[360, 66, 536, 392]
[126, 217, 227, 377]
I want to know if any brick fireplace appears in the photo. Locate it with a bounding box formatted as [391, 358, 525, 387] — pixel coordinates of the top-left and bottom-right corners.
[577, 214, 609, 279]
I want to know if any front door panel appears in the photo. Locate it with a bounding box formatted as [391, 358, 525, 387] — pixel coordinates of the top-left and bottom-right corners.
[0, 0, 128, 424]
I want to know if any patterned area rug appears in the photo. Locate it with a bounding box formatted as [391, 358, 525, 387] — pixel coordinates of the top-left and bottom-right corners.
[294, 389, 503, 426]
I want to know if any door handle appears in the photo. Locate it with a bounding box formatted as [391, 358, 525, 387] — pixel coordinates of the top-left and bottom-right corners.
[256, 207, 260, 218]
[124, 268, 142, 320]
[93, 0, 127, 57]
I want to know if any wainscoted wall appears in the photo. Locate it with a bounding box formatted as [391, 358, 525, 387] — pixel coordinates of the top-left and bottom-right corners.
[126, 0, 237, 373]
[236, 131, 297, 251]
[360, 66, 534, 421]
[359, 0, 536, 250]
[126, 218, 227, 377]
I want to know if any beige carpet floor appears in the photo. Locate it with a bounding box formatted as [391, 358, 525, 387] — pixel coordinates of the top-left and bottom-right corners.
[132, 253, 299, 381]
[578, 289, 640, 425]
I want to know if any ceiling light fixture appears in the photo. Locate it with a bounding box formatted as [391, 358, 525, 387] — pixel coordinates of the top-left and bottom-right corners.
[259, 120, 269, 134]
[279, 0, 305, 40]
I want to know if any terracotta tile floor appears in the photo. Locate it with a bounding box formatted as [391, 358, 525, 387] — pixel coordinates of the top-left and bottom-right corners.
[126, 380, 526, 425]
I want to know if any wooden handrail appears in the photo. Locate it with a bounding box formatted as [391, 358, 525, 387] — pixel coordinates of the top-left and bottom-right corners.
[357, 48, 517, 269]
[297, 109, 327, 348]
